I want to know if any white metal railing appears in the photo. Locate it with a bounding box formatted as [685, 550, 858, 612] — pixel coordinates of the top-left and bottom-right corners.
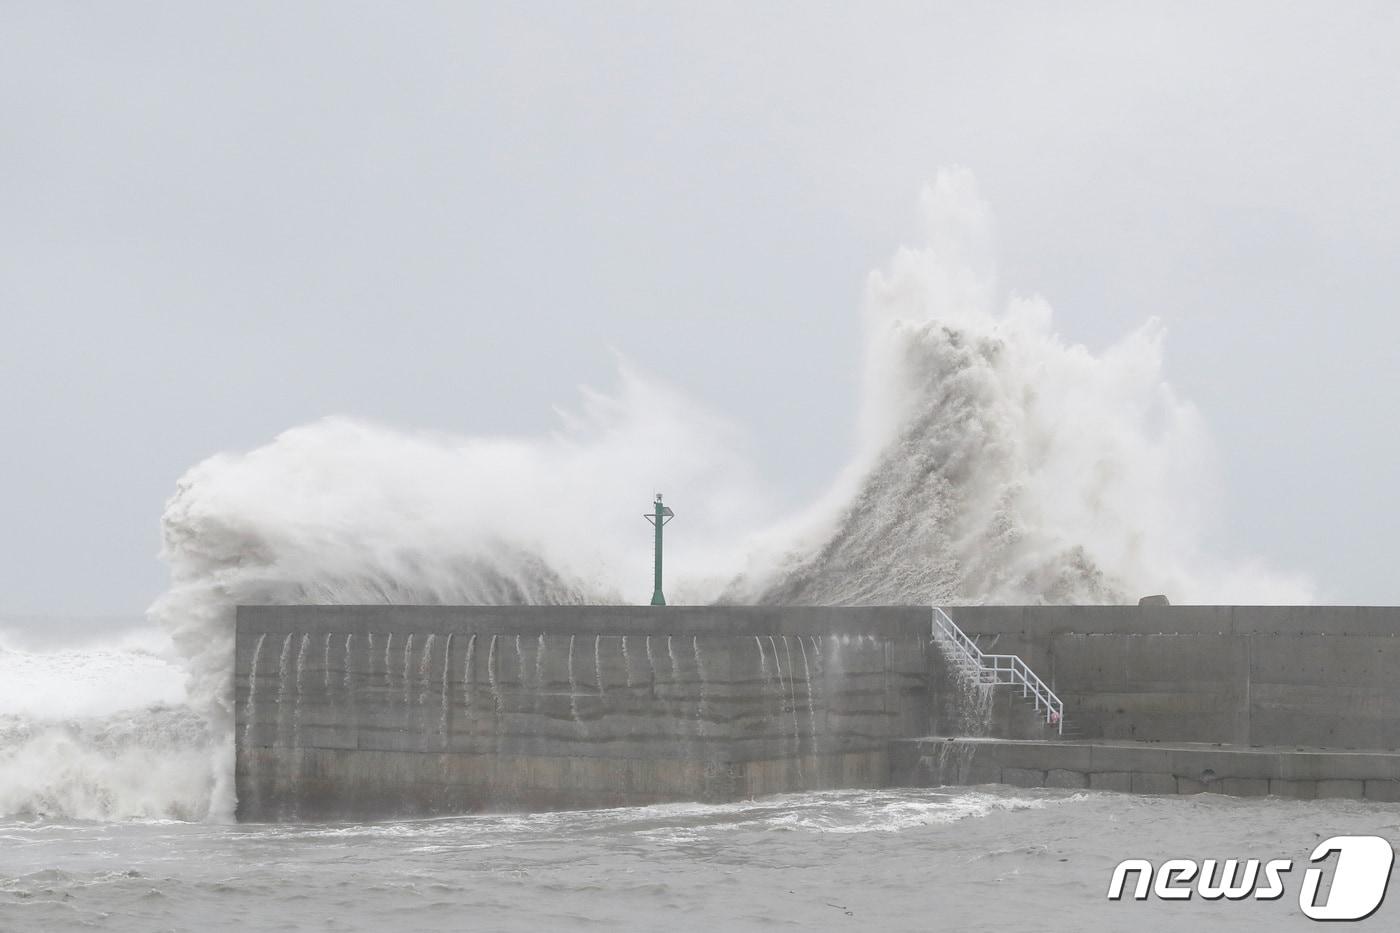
[932, 606, 1064, 734]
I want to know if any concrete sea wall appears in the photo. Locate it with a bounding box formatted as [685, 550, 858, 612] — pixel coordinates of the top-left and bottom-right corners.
[235, 604, 1400, 820]
[235, 606, 929, 820]
[945, 606, 1400, 748]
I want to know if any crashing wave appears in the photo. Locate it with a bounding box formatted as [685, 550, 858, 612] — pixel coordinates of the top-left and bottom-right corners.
[724, 170, 1307, 607]
[0, 707, 212, 821]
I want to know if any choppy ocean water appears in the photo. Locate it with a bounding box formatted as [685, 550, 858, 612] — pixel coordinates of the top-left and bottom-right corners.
[4, 787, 1399, 932]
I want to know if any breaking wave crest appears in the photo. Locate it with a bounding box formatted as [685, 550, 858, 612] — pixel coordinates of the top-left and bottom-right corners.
[0, 708, 212, 822]
[724, 170, 1310, 606]
[0, 626, 212, 820]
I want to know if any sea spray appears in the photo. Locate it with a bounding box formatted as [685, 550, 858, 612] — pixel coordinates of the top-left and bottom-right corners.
[487, 635, 502, 721]
[288, 633, 309, 816]
[0, 707, 213, 821]
[827, 635, 845, 730]
[532, 633, 547, 716]
[383, 633, 394, 708]
[462, 634, 477, 715]
[419, 634, 436, 717]
[766, 635, 784, 716]
[799, 637, 818, 758]
[438, 633, 453, 746]
[782, 636, 803, 782]
[238, 633, 268, 819]
[241, 633, 266, 753]
[322, 633, 332, 697]
[661, 635, 682, 742]
[343, 634, 355, 709]
[754, 637, 774, 744]
[692, 636, 708, 741]
[594, 635, 605, 696]
[402, 634, 414, 707]
[274, 634, 293, 749]
[566, 634, 580, 724]
[292, 634, 309, 750]
[766, 636, 791, 768]
[665, 635, 680, 716]
[935, 638, 995, 738]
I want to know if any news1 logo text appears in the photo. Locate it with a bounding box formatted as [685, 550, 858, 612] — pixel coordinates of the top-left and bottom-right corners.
[1108, 835, 1395, 922]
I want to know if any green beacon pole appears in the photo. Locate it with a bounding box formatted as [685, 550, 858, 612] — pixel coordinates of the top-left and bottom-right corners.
[644, 494, 674, 606]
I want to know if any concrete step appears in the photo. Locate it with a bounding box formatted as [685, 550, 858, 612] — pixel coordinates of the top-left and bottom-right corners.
[890, 736, 1400, 801]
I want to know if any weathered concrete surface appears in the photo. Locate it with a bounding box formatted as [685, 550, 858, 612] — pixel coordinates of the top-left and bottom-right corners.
[926, 647, 1061, 741]
[236, 604, 1400, 820]
[891, 737, 1400, 800]
[235, 606, 927, 820]
[946, 605, 1400, 748]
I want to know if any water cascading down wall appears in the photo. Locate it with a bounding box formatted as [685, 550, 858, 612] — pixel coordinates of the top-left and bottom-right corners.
[235, 606, 930, 820]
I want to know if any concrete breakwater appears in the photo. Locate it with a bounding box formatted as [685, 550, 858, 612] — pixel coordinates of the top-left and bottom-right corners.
[235, 606, 929, 820]
[235, 605, 1400, 820]
[940, 605, 1400, 748]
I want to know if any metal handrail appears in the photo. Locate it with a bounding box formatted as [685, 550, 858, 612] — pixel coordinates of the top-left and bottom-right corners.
[932, 606, 1064, 734]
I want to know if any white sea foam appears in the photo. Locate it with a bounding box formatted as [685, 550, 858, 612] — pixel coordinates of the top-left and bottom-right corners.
[0, 626, 209, 820]
[0, 707, 211, 821]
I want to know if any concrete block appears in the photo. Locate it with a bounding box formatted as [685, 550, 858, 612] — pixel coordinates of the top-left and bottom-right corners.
[1165, 748, 1272, 782]
[1212, 778, 1270, 797]
[1176, 777, 1207, 794]
[1268, 779, 1317, 800]
[1316, 779, 1365, 799]
[1364, 779, 1400, 802]
[964, 759, 1003, 785]
[1002, 767, 1046, 788]
[1130, 772, 1177, 795]
[1089, 771, 1132, 793]
[990, 741, 1092, 772]
[1089, 744, 1174, 775]
[1045, 768, 1089, 789]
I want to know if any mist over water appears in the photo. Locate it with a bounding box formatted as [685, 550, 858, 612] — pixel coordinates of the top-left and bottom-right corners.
[3, 170, 1309, 823]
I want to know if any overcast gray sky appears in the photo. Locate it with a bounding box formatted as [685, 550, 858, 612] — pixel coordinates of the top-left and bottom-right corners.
[3, 1, 1398, 617]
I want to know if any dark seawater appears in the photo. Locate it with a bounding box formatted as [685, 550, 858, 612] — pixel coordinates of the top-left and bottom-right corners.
[3, 787, 1398, 932]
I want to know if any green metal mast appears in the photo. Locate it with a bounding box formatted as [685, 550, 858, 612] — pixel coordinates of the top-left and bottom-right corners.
[644, 494, 674, 606]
